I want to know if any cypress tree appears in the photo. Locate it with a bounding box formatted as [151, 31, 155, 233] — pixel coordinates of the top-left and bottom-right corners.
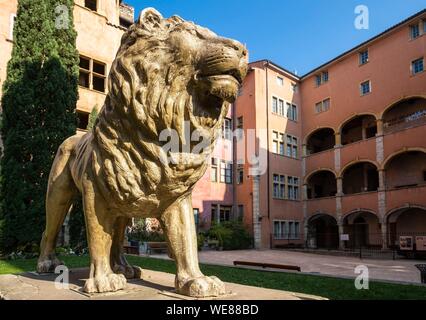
[0, 0, 79, 253]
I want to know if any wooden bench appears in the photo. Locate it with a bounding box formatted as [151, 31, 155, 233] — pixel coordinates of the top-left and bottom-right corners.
[146, 242, 168, 255]
[233, 260, 301, 272]
[207, 239, 219, 249]
[123, 245, 139, 255]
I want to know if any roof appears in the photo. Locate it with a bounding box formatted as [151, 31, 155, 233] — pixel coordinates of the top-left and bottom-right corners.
[250, 8, 426, 81]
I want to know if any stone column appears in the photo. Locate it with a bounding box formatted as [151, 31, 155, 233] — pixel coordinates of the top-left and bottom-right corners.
[302, 144, 307, 157]
[334, 132, 341, 147]
[336, 177, 344, 196]
[381, 219, 388, 249]
[376, 118, 384, 136]
[338, 221, 345, 250]
[252, 174, 262, 249]
[378, 169, 386, 191]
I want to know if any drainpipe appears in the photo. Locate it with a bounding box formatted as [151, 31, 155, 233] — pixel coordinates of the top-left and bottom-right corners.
[264, 61, 271, 248]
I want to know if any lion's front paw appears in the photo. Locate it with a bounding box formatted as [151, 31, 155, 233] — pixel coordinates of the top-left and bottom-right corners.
[113, 264, 144, 279]
[37, 256, 64, 273]
[83, 273, 127, 293]
[176, 276, 226, 298]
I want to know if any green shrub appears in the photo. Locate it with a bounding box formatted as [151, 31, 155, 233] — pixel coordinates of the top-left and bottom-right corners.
[128, 219, 165, 242]
[208, 221, 252, 250]
[197, 233, 205, 251]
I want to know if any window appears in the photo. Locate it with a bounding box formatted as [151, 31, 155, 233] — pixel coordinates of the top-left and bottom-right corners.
[322, 71, 329, 83]
[272, 97, 287, 117]
[9, 14, 16, 40]
[219, 206, 232, 222]
[79, 56, 106, 93]
[286, 103, 298, 121]
[278, 99, 285, 116]
[315, 102, 323, 114]
[412, 58, 424, 75]
[315, 98, 330, 114]
[220, 161, 232, 184]
[360, 80, 371, 96]
[237, 116, 243, 129]
[359, 50, 369, 65]
[274, 221, 286, 239]
[273, 221, 300, 239]
[273, 174, 285, 199]
[277, 76, 284, 86]
[211, 158, 218, 182]
[315, 75, 322, 87]
[237, 165, 244, 184]
[291, 83, 298, 93]
[410, 24, 420, 39]
[222, 118, 232, 140]
[237, 205, 244, 221]
[193, 208, 199, 228]
[286, 135, 298, 158]
[272, 97, 278, 114]
[424, 20, 426, 33]
[315, 71, 329, 86]
[287, 176, 299, 200]
[237, 87, 243, 97]
[272, 131, 284, 156]
[85, 0, 97, 11]
[77, 111, 89, 130]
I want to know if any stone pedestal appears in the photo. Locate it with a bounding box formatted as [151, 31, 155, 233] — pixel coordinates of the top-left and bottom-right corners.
[0, 268, 327, 300]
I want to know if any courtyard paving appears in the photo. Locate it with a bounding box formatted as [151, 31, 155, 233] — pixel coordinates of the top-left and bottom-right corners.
[143, 250, 425, 284]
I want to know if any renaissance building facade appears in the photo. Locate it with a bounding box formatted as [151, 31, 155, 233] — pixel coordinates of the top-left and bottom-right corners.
[1, 2, 425, 250]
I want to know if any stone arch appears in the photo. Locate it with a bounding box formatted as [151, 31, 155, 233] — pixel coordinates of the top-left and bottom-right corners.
[337, 112, 378, 135]
[339, 159, 379, 178]
[381, 147, 426, 170]
[379, 95, 426, 120]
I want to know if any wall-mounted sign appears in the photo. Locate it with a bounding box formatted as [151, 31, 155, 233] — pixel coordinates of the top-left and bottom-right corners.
[340, 234, 349, 241]
[399, 236, 413, 251]
[416, 236, 426, 251]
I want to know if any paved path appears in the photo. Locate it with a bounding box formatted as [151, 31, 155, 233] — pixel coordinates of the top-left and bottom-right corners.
[144, 250, 425, 284]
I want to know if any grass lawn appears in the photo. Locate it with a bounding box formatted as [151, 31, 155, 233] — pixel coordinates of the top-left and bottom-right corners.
[1, 255, 425, 300]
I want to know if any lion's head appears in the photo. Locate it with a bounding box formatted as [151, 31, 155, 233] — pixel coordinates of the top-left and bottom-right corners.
[105, 8, 247, 140]
[93, 8, 248, 202]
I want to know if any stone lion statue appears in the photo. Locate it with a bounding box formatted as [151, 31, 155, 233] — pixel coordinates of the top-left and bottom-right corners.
[37, 8, 247, 297]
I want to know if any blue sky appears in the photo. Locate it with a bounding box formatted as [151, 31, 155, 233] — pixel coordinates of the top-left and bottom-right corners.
[125, 0, 426, 75]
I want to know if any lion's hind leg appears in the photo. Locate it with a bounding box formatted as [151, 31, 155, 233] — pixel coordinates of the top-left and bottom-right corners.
[110, 217, 143, 279]
[37, 142, 78, 273]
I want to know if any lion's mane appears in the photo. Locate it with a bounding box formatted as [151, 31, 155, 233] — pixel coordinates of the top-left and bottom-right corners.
[89, 14, 227, 210]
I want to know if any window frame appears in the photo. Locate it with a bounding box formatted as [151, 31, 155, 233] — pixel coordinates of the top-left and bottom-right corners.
[273, 174, 285, 199]
[412, 57, 424, 75]
[84, 0, 98, 12]
[211, 158, 218, 182]
[78, 55, 107, 93]
[220, 160, 233, 184]
[315, 71, 329, 87]
[273, 220, 301, 240]
[359, 49, 369, 65]
[360, 80, 371, 96]
[410, 23, 420, 39]
[276, 76, 284, 86]
[222, 118, 232, 140]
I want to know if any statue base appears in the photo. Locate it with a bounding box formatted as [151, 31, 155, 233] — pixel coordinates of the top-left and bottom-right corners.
[0, 267, 327, 300]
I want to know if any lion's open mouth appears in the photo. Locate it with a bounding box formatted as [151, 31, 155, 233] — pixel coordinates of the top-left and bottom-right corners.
[190, 59, 245, 130]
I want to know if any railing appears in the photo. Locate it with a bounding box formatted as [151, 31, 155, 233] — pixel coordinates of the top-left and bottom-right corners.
[384, 109, 426, 134]
[275, 232, 426, 260]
